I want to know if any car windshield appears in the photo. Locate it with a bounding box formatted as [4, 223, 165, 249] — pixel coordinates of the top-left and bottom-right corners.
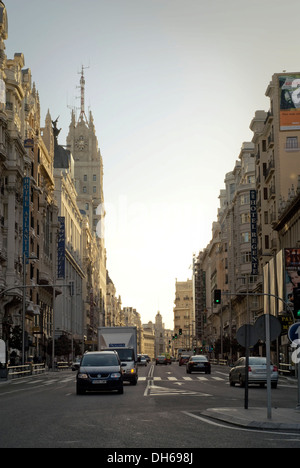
[249, 357, 269, 365]
[81, 354, 119, 367]
[115, 348, 134, 362]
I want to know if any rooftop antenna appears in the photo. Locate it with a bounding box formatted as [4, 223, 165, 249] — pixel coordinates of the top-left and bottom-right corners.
[77, 65, 89, 124]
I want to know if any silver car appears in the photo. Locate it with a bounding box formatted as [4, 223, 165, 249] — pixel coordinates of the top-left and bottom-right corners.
[229, 356, 278, 388]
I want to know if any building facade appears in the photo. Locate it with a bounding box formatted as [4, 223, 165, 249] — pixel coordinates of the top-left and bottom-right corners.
[173, 279, 194, 355]
[0, 3, 59, 363]
[193, 73, 300, 365]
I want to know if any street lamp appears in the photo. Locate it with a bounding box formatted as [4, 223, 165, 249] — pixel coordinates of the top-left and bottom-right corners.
[22, 253, 38, 365]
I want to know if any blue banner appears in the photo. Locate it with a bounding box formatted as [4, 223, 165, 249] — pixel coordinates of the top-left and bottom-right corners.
[22, 177, 30, 259]
[250, 190, 258, 275]
[57, 216, 65, 278]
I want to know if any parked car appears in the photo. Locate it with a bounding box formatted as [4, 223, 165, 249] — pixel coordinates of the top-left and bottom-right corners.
[143, 354, 151, 363]
[186, 355, 211, 374]
[179, 355, 190, 366]
[156, 355, 168, 365]
[229, 356, 278, 388]
[76, 351, 124, 395]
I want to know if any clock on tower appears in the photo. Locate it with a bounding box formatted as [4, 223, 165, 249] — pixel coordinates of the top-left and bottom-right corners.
[75, 135, 88, 151]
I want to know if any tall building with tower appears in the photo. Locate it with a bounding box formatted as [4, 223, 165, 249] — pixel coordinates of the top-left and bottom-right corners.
[66, 67, 107, 339]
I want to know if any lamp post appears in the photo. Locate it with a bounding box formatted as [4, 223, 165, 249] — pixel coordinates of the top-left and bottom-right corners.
[22, 253, 38, 365]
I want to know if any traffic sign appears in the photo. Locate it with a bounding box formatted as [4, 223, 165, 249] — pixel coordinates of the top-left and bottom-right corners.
[236, 324, 258, 348]
[254, 314, 281, 342]
[288, 323, 300, 343]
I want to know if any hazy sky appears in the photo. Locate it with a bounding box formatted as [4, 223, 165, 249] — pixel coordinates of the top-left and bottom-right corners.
[5, 0, 300, 328]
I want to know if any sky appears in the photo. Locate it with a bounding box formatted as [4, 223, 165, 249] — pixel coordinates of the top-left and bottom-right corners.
[4, 0, 300, 329]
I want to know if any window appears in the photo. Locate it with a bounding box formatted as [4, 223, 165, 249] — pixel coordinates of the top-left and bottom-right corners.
[93, 174, 97, 181]
[83, 174, 87, 181]
[83, 186, 87, 193]
[241, 251, 251, 263]
[241, 232, 250, 243]
[93, 186, 97, 193]
[286, 136, 298, 149]
[265, 235, 269, 250]
[240, 213, 250, 224]
[240, 194, 249, 205]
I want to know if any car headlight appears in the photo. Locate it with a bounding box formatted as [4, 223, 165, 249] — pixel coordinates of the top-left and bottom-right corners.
[110, 373, 121, 379]
[77, 373, 88, 379]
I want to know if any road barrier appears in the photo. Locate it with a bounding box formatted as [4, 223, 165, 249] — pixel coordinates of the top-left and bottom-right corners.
[278, 362, 295, 376]
[210, 358, 228, 366]
[7, 363, 47, 379]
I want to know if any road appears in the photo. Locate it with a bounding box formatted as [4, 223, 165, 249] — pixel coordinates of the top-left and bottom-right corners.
[0, 362, 299, 450]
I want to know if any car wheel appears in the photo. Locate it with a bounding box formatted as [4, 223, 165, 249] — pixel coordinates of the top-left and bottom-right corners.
[229, 379, 235, 387]
[76, 386, 85, 395]
[239, 375, 245, 387]
[271, 382, 277, 389]
[117, 386, 124, 394]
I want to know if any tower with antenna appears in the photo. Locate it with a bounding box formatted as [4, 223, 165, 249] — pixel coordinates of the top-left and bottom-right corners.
[78, 65, 89, 124]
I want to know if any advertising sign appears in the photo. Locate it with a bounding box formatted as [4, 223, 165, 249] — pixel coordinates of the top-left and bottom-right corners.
[284, 248, 300, 305]
[22, 176, 30, 259]
[279, 75, 300, 130]
[57, 216, 65, 278]
[250, 189, 258, 275]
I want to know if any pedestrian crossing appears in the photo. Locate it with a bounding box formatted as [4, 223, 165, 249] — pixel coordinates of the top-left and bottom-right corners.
[10, 375, 76, 386]
[139, 375, 226, 382]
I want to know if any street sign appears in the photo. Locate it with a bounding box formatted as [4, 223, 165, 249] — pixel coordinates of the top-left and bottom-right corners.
[236, 324, 258, 348]
[278, 315, 294, 334]
[254, 314, 281, 342]
[288, 323, 300, 343]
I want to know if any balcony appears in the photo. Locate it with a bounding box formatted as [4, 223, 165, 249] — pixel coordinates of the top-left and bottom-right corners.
[264, 159, 275, 182]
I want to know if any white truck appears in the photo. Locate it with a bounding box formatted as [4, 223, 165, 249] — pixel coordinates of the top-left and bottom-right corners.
[98, 326, 138, 385]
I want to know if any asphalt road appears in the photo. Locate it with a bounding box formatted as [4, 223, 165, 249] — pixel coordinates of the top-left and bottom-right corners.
[0, 363, 299, 451]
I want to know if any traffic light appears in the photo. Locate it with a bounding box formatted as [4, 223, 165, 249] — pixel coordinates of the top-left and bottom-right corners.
[214, 289, 221, 304]
[174, 333, 178, 339]
[179, 328, 182, 335]
[293, 286, 300, 319]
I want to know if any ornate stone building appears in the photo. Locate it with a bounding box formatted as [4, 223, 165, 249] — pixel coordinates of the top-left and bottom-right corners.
[0, 1, 58, 362]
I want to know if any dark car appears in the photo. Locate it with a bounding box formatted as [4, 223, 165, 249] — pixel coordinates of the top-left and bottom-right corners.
[156, 355, 168, 365]
[186, 355, 211, 374]
[76, 351, 124, 395]
[179, 355, 190, 366]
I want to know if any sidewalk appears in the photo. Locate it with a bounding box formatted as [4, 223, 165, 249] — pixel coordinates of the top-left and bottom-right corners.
[201, 406, 300, 431]
[200, 374, 300, 431]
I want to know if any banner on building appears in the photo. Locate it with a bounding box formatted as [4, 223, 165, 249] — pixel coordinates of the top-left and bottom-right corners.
[279, 75, 300, 130]
[22, 176, 30, 259]
[57, 216, 65, 278]
[250, 189, 258, 275]
[0, 78, 5, 105]
[284, 248, 300, 304]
